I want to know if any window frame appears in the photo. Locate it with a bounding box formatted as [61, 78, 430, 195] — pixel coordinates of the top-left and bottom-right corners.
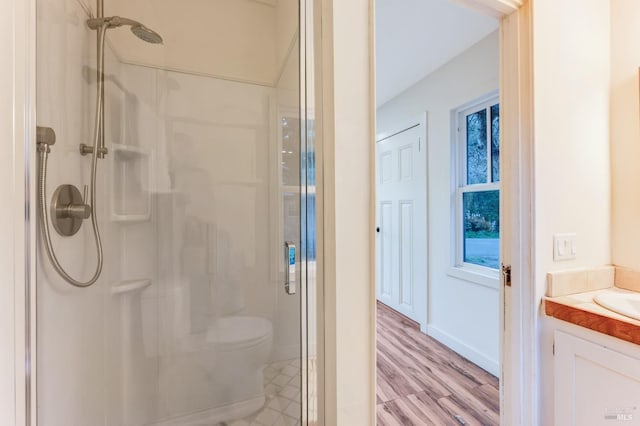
[451, 93, 501, 287]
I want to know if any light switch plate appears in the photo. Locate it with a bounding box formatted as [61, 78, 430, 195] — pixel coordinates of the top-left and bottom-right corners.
[554, 233, 577, 261]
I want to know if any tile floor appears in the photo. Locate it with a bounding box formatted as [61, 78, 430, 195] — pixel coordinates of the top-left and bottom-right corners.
[226, 359, 303, 426]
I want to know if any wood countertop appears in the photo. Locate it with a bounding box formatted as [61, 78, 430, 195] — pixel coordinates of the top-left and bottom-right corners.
[544, 289, 640, 346]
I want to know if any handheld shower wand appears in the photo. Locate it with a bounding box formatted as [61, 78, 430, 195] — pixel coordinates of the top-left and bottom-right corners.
[37, 20, 109, 287]
[37, 12, 163, 288]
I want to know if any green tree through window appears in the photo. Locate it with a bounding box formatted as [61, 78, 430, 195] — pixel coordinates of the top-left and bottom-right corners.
[456, 98, 500, 270]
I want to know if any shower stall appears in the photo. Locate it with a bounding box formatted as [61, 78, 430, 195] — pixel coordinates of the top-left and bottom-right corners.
[35, 0, 318, 424]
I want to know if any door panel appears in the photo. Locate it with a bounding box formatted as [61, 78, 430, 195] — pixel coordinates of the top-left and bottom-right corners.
[380, 202, 393, 299]
[375, 124, 427, 326]
[399, 144, 413, 181]
[380, 151, 393, 184]
[399, 201, 413, 307]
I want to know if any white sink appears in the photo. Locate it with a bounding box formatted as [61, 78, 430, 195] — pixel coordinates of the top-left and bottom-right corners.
[593, 289, 640, 322]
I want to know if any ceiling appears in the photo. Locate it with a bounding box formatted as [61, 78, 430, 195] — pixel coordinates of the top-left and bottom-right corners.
[376, 0, 498, 107]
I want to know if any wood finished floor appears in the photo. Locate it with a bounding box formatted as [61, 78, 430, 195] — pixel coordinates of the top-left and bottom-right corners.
[376, 302, 499, 426]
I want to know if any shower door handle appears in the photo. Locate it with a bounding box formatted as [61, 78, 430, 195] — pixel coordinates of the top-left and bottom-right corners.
[284, 242, 296, 295]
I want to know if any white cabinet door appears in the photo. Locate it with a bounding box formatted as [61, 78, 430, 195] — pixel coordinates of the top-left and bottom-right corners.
[375, 124, 427, 327]
[555, 330, 640, 426]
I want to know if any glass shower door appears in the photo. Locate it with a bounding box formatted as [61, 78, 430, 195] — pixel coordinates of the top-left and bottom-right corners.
[34, 0, 315, 424]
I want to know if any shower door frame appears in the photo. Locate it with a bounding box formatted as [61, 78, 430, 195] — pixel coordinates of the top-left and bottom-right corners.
[3, 0, 324, 423]
[299, 0, 322, 423]
[3, 0, 37, 424]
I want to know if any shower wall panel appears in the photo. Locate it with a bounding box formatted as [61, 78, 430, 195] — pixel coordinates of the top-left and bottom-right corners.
[36, 0, 134, 424]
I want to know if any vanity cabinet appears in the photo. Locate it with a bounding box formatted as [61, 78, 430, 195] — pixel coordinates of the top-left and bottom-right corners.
[554, 330, 640, 425]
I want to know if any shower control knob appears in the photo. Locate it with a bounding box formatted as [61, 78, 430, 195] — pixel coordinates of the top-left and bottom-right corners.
[61, 185, 91, 220]
[51, 184, 91, 236]
[64, 203, 92, 220]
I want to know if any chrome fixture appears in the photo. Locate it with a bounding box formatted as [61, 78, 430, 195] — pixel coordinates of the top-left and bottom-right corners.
[80, 13, 162, 158]
[38, 124, 104, 287]
[36, 2, 163, 288]
[86, 16, 163, 45]
[50, 184, 92, 236]
[284, 242, 296, 295]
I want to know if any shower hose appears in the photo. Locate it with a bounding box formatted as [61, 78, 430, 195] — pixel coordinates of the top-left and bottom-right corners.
[38, 22, 108, 287]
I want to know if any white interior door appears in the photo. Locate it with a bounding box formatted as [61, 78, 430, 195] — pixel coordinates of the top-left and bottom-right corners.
[375, 123, 427, 328]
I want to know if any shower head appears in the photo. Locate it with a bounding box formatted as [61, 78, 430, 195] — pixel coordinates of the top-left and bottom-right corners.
[131, 25, 163, 44]
[87, 16, 163, 44]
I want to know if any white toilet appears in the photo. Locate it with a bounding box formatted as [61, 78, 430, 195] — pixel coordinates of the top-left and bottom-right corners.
[206, 315, 274, 407]
[159, 301, 274, 425]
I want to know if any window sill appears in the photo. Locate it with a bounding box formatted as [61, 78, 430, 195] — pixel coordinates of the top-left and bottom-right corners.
[447, 266, 500, 290]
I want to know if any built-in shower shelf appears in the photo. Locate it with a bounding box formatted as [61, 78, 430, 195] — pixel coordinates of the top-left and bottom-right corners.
[111, 279, 152, 295]
[111, 144, 151, 222]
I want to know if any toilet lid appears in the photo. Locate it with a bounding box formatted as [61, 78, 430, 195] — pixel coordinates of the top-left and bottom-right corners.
[206, 316, 273, 348]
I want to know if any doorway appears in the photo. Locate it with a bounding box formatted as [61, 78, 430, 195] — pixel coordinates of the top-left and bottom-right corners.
[374, 0, 502, 423]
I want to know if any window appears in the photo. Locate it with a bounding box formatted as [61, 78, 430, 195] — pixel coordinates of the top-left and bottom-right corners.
[454, 96, 500, 273]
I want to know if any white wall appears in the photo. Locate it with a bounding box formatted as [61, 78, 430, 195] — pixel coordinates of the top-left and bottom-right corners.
[276, 0, 299, 75]
[321, 0, 374, 424]
[376, 31, 500, 375]
[108, 0, 278, 86]
[611, 0, 640, 270]
[532, 0, 611, 423]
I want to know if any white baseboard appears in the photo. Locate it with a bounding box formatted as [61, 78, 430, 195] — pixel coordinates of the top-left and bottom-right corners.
[426, 325, 499, 377]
